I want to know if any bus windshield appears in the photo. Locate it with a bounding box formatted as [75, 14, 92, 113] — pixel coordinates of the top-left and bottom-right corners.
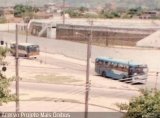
[136, 66, 148, 74]
[129, 65, 148, 75]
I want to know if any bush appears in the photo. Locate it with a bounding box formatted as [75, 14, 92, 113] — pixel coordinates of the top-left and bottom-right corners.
[0, 17, 7, 23]
[0, 47, 15, 106]
[117, 89, 160, 118]
[14, 4, 36, 21]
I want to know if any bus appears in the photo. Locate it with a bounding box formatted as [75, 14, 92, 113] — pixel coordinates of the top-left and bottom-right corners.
[95, 57, 148, 84]
[10, 43, 40, 58]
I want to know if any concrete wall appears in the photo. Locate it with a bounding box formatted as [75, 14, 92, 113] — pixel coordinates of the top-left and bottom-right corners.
[136, 30, 160, 48]
[0, 23, 16, 31]
[56, 24, 152, 46]
[47, 28, 56, 39]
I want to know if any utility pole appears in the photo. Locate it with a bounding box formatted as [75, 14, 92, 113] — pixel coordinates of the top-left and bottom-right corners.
[5, 0, 9, 32]
[15, 24, 20, 113]
[62, 0, 65, 24]
[26, 24, 28, 43]
[7, 20, 9, 32]
[84, 20, 93, 118]
[155, 72, 159, 92]
[25, 0, 30, 43]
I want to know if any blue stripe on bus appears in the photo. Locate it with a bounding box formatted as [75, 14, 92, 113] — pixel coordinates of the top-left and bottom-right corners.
[96, 57, 142, 67]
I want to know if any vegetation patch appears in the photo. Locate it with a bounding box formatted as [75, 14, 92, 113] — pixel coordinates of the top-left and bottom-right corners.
[117, 89, 160, 118]
[34, 74, 81, 84]
[0, 47, 15, 106]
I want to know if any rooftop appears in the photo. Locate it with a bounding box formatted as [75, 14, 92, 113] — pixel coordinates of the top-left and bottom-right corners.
[96, 57, 146, 67]
[11, 42, 39, 46]
[28, 18, 160, 29]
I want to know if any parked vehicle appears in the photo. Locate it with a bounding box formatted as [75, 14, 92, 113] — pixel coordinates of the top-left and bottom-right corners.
[95, 57, 148, 84]
[10, 43, 40, 58]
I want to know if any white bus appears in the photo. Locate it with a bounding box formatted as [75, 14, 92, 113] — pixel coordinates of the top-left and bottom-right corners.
[10, 43, 40, 58]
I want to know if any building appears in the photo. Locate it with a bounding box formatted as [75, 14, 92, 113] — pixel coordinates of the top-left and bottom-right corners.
[140, 11, 159, 19]
[34, 11, 53, 19]
[45, 3, 60, 13]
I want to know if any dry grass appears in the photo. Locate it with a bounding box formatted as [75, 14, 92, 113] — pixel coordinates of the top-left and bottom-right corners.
[34, 74, 81, 84]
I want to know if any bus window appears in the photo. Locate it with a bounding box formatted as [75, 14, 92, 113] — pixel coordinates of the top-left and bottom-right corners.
[95, 60, 103, 66]
[104, 61, 108, 66]
[10, 44, 15, 49]
[104, 61, 110, 68]
[114, 63, 118, 68]
[28, 45, 39, 52]
[98, 60, 103, 65]
[95, 59, 99, 64]
[95, 60, 99, 64]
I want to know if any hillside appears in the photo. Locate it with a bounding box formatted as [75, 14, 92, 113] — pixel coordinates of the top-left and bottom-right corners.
[1, 0, 160, 9]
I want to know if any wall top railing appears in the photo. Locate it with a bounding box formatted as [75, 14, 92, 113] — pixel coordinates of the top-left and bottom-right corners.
[56, 24, 157, 34]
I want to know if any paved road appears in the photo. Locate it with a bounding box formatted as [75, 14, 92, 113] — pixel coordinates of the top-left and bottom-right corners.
[37, 55, 87, 74]
[36, 54, 95, 76]
[37, 54, 160, 90]
[11, 81, 138, 100]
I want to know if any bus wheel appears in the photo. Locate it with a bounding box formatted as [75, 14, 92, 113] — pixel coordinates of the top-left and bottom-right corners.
[102, 71, 106, 77]
[119, 76, 126, 82]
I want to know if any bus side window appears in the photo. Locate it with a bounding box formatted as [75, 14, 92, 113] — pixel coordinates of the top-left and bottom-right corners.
[96, 60, 100, 65]
[96, 60, 99, 64]
[99, 60, 103, 65]
[109, 62, 114, 68]
[116, 64, 121, 70]
[115, 63, 118, 68]
[104, 61, 109, 67]
[112, 63, 118, 69]
[118, 64, 123, 70]
[123, 65, 129, 72]
[108, 63, 111, 68]
[18, 45, 20, 50]
[10, 44, 15, 49]
[95, 60, 103, 65]
[18, 45, 23, 50]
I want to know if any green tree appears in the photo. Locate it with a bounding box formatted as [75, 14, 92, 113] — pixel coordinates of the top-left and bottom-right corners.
[0, 47, 14, 106]
[117, 89, 160, 118]
[101, 11, 121, 19]
[14, 4, 37, 22]
[83, 13, 98, 18]
[65, 9, 81, 18]
[79, 6, 88, 13]
[14, 4, 26, 17]
[126, 7, 142, 18]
